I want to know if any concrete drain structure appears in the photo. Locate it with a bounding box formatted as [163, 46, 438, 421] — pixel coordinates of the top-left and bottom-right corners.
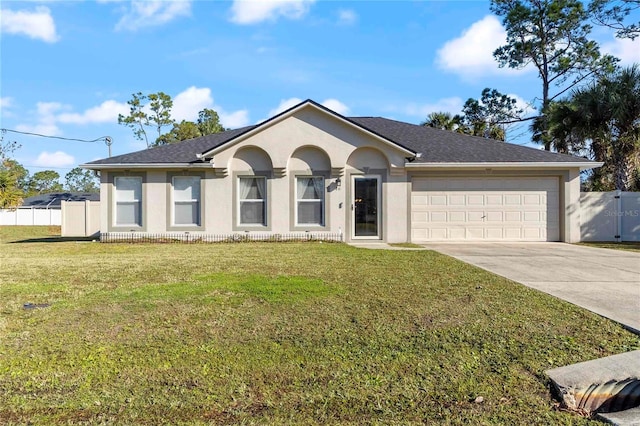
[567, 378, 640, 414]
[547, 350, 640, 425]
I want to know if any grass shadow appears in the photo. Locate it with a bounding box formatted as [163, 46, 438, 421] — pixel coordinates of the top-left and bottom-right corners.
[9, 236, 98, 244]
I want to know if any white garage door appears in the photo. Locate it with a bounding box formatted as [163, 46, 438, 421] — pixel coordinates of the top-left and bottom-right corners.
[411, 177, 559, 242]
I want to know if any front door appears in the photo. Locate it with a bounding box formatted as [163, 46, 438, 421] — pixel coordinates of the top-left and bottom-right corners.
[352, 176, 381, 239]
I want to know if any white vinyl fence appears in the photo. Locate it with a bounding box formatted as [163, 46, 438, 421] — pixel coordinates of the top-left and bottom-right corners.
[61, 200, 100, 237]
[0, 207, 61, 226]
[581, 191, 640, 242]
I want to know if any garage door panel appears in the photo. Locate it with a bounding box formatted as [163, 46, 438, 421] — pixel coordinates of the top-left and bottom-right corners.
[523, 228, 543, 239]
[523, 211, 541, 222]
[504, 211, 521, 222]
[411, 177, 559, 242]
[431, 211, 447, 222]
[431, 228, 448, 239]
[504, 194, 522, 205]
[468, 195, 484, 205]
[467, 211, 485, 222]
[412, 212, 428, 222]
[486, 228, 503, 239]
[430, 195, 447, 205]
[486, 211, 503, 222]
[504, 228, 522, 239]
[450, 195, 466, 205]
[412, 195, 428, 206]
[467, 228, 485, 239]
[524, 194, 542, 205]
[449, 211, 465, 222]
[486, 194, 503, 205]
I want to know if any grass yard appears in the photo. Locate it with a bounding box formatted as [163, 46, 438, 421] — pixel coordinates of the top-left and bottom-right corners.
[578, 242, 640, 252]
[0, 227, 637, 425]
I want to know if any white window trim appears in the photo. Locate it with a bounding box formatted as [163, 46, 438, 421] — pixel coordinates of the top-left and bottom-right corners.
[238, 176, 267, 226]
[113, 176, 142, 227]
[172, 176, 201, 227]
[295, 176, 325, 227]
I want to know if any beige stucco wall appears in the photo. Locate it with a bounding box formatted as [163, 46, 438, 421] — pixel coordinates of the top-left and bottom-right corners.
[563, 168, 582, 243]
[99, 108, 411, 241]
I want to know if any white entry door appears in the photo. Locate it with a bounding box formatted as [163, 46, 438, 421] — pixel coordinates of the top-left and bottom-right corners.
[411, 177, 559, 241]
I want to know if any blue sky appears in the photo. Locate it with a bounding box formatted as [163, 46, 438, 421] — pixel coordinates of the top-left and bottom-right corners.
[1, 0, 638, 178]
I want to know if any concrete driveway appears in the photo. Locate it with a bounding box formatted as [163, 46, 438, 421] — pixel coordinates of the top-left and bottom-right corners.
[423, 243, 640, 334]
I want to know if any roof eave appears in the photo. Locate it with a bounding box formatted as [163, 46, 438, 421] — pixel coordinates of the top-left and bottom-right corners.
[80, 162, 212, 170]
[405, 161, 602, 171]
[199, 100, 417, 158]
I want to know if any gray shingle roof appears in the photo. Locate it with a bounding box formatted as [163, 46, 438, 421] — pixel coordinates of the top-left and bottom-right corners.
[349, 117, 590, 163]
[85, 113, 592, 166]
[87, 126, 253, 165]
[22, 192, 99, 208]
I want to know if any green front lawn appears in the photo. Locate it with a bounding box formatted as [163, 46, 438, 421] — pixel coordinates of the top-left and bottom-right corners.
[579, 242, 640, 252]
[0, 227, 637, 424]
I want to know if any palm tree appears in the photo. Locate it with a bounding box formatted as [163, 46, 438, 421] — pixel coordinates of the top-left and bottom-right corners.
[421, 112, 465, 132]
[542, 65, 640, 191]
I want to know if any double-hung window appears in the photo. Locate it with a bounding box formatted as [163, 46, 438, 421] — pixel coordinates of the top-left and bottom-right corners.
[114, 176, 142, 226]
[173, 176, 201, 226]
[238, 177, 266, 226]
[296, 176, 324, 226]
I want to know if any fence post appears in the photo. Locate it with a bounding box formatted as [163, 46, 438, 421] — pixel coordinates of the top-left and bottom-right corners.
[61, 201, 66, 234]
[615, 190, 622, 242]
[85, 200, 90, 237]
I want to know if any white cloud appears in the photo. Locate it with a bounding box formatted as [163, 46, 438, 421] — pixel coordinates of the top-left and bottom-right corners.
[220, 110, 250, 128]
[436, 15, 527, 78]
[172, 86, 214, 122]
[337, 9, 357, 26]
[399, 97, 465, 118]
[15, 102, 66, 136]
[230, 0, 315, 25]
[33, 151, 75, 168]
[0, 6, 59, 43]
[15, 123, 61, 136]
[57, 100, 129, 124]
[508, 94, 537, 117]
[602, 37, 640, 65]
[268, 97, 303, 116]
[36, 101, 66, 117]
[0, 97, 14, 118]
[114, 0, 191, 31]
[268, 97, 350, 118]
[321, 98, 349, 115]
[171, 86, 250, 128]
[0, 97, 12, 109]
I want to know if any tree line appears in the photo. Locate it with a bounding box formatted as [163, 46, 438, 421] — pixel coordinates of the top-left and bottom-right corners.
[423, 0, 639, 191]
[1, 153, 98, 209]
[117, 92, 225, 148]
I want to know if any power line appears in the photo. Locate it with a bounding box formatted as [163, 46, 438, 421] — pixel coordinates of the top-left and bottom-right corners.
[22, 164, 78, 171]
[1, 128, 113, 157]
[1, 128, 109, 143]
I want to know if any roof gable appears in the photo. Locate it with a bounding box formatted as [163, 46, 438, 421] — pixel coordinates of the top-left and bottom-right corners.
[198, 99, 417, 159]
